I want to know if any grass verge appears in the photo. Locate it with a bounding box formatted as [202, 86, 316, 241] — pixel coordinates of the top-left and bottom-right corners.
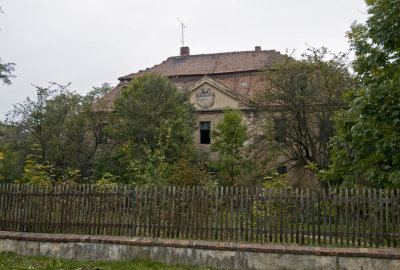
[0, 251, 215, 270]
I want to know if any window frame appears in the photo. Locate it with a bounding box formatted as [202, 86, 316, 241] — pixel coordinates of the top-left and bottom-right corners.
[200, 121, 211, 145]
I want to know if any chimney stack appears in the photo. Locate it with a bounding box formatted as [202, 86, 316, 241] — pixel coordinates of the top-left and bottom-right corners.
[180, 46, 190, 56]
[255, 46, 261, 51]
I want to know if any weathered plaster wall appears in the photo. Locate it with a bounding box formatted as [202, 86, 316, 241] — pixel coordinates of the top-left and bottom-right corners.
[0, 232, 399, 270]
[190, 82, 240, 111]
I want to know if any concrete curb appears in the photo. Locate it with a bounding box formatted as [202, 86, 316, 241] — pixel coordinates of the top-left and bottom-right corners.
[1, 231, 399, 259]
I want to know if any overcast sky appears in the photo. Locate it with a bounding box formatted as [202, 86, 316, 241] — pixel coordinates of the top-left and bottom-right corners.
[0, 0, 368, 119]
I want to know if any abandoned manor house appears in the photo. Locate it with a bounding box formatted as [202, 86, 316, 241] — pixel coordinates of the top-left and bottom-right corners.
[95, 46, 314, 184]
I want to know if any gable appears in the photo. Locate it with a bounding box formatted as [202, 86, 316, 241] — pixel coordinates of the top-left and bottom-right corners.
[189, 78, 251, 111]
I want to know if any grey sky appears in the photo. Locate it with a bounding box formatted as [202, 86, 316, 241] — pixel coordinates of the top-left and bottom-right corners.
[0, 0, 368, 119]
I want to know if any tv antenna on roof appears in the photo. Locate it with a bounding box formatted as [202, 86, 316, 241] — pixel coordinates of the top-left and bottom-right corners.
[177, 18, 186, 47]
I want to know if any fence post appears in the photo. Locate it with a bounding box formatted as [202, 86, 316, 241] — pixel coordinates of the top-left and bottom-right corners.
[130, 185, 136, 237]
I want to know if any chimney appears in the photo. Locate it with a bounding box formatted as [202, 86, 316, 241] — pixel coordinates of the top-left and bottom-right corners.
[255, 46, 261, 51]
[180, 46, 190, 56]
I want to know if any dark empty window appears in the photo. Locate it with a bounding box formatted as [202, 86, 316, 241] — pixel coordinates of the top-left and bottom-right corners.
[200, 121, 211, 144]
[277, 166, 287, 175]
[273, 119, 287, 143]
[97, 123, 107, 144]
[319, 118, 334, 143]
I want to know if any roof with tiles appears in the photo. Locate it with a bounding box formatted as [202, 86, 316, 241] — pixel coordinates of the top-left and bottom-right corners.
[94, 47, 284, 111]
[119, 47, 283, 81]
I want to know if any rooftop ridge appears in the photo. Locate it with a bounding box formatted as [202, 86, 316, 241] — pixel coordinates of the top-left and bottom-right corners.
[171, 49, 281, 58]
[118, 49, 282, 81]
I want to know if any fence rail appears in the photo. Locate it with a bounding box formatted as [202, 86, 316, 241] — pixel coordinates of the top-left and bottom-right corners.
[0, 183, 399, 248]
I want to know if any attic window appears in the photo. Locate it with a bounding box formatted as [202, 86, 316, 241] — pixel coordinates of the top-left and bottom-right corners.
[241, 82, 248, 87]
[200, 121, 211, 144]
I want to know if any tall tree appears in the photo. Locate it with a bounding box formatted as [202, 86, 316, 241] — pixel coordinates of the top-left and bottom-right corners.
[6, 83, 111, 181]
[322, 0, 400, 188]
[211, 107, 250, 185]
[109, 73, 197, 184]
[255, 48, 355, 185]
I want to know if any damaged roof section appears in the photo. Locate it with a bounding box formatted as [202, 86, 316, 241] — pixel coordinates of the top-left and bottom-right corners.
[94, 47, 284, 111]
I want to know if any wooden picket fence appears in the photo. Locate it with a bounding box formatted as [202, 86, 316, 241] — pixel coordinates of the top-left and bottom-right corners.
[0, 183, 399, 248]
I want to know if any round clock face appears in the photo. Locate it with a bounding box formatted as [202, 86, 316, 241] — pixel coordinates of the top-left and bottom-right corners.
[195, 88, 215, 109]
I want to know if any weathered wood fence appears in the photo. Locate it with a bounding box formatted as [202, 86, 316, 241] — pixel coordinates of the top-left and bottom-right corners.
[0, 184, 399, 248]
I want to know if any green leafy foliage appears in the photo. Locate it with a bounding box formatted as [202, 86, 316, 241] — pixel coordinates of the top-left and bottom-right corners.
[109, 73, 197, 184]
[263, 168, 291, 189]
[19, 145, 53, 184]
[322, 0, 400, 188]
[95, 172, 118, 186]
[167, 153, 211, 186]
[210, 107, 251, 185]
[4, 83, 112, 182]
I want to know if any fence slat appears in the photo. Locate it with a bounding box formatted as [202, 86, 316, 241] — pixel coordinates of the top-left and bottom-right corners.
[220, 186, 224, 240]
[176, 186, 182, 238]
[356, 189, 360, 246]
[240, 186, 244, 241]
[317, 190, 321, 245]
[245, 187, 250, 242]
[379, 189, 384, 247]
[362, 189, 367, 247]
[368, 189, 373, 247]
[391, 189, 396, 247]
[274, 189, 278, 243]
[373, 189, 378, 247]
[328, 188, 332, 245]
[322, 189, 327, 245]
[385, 190, 390, 247]
[225, 186, 229, 242]
[292, 189, 296, 244]
[255, 187, 260, 243]
[204, 187, 209, 240]
[230, 186, 234, 242]
[122, 185, 128, 236]
[0, 184, 4, 230]
[195, 186, 199, 239]
[397, 189, 400, 247]
[250, 187, 254, 242]
[235, 186, 239, 242]
[344, 188, 350, 246]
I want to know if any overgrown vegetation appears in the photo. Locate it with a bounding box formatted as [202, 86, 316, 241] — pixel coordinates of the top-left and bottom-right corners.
[104, 73, 198, 184]
[1, 0, 399, 188]
[255, 47, 355, 187]
[210, 107, 251, 185]
[320, 0, 400, 189]
[1, 83, 111, 183]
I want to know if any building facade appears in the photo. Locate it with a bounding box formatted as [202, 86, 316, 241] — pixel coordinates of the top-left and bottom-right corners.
[97, 46, 283, 153]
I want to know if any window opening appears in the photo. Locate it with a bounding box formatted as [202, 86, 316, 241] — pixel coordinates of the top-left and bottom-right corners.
[273, 119, 286, 143]
[200, 121, 211, 144]
[277, 166, 287, 175]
